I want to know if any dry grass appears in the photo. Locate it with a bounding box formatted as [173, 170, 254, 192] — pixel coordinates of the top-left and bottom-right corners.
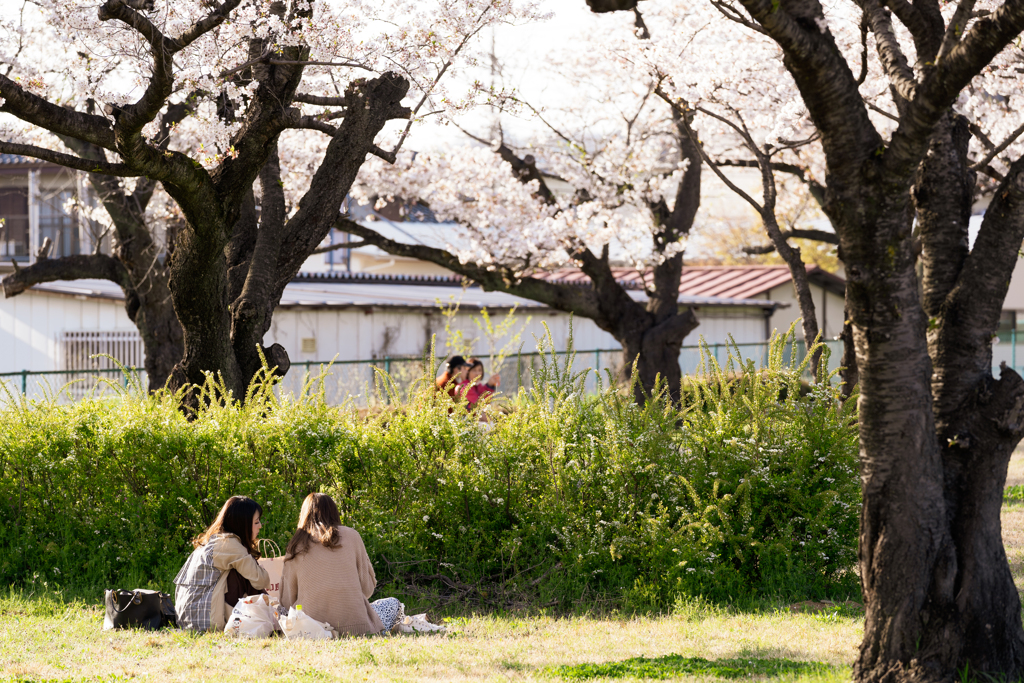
[0, 597, 860, 682]
[7, 452, 1024, 682]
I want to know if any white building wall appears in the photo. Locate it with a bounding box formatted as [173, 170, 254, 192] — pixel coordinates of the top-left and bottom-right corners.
[0, 291, 134, 373]
[265, 306, 622, 368]
[2, 288, 777, 377]
[766, 282, 846, 341]
[688, 307, 768, 346]
[1005, 257, 1024, 313]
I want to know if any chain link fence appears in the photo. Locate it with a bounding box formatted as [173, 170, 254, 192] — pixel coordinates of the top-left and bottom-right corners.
[0, 340, 853, 407]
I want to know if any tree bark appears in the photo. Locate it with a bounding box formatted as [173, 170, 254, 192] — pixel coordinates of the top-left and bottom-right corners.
[618, 305, 699, 403]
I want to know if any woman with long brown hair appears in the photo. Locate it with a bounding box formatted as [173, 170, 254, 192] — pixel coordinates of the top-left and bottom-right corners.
[279, 493, 403, 635]
[173, 496, 270, 631]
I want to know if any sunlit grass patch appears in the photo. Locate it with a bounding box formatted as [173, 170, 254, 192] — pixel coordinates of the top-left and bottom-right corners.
[1005, 484, 1024, 505]
[547, 654, 845, 681]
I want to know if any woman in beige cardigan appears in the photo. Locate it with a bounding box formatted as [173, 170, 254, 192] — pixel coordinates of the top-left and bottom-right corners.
[174, 496, 270, 631]
[280, 493, 403, 635]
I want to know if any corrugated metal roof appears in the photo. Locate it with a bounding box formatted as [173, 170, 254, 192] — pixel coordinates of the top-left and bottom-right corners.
[534, 264, 844, 299]
[0, 154, 35, 165]
[27, 278, 780, 310]
[680, 266, 797, 299]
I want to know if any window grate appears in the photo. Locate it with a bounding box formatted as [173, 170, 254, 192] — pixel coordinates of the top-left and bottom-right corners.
[61, 330, 144, 371]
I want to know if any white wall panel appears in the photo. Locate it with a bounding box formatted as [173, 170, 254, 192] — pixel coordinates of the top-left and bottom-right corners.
[0, 291, 132, 373]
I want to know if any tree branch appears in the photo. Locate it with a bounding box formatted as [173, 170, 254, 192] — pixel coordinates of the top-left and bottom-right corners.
[743, 228, 841, 253]
[312, 240, 368, 254]
[688, 108, 765, 212]
[339, 217, 605, 320]
[0, 141, 140, 176]
[881, 0, 944, 63]
[0, 73, 116, 150]
[734, 0, 883, 193]
[938, 0, 979, 60]
[293, 93, 349, 107]
[892, 0, 1024, 171]
[709, 0, 772, 35]
[867, 100, 901, 121]
[2, 254, 132, 298]
[930, 154, 1024, 416]
[284, 110, 338, 136]
[856, 16, 870, 84]
[862, 0, 918, 104]
[458, 125, 560, 206]
[971, 120, 1024, 171]
[717, 158, 827, 207]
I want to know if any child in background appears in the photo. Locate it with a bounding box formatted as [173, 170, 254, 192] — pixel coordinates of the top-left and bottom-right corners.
[460, 357, 499, 410]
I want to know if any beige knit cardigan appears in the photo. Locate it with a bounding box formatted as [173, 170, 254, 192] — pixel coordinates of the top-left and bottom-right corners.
[279, 526, 385, 636]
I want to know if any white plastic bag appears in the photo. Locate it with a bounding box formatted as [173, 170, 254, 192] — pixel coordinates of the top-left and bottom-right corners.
[279, 605, 335, 640]
[397, 613, 446, 634]
[224, 594, 280, 639]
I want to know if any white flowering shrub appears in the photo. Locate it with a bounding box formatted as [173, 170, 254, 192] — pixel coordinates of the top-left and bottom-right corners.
[0, 332, 858, 609]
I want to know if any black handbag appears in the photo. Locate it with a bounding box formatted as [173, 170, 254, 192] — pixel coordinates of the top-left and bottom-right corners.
[103, 589, 178, 630]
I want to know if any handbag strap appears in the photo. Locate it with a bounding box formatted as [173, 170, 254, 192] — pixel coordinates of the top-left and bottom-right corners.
[257, 538, 282, 558]
[111, 590, 144, 614]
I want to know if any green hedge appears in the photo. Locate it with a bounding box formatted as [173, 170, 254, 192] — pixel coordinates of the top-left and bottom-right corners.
[0, 336, 860, 610]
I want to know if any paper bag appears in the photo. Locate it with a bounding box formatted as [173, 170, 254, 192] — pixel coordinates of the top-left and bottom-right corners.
[257, 539, 285, 600]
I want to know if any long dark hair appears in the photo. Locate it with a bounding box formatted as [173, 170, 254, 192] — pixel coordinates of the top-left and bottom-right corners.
[285, 493, 343, 560]
[435, 355, 467, 390]
[193, 496, 263, 558]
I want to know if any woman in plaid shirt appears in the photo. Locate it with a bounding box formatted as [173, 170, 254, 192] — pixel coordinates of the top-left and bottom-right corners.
[174, 496, 270, 631]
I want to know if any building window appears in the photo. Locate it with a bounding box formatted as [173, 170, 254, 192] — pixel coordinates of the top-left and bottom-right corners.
[40, 189, 79, 257]
[61, 331, 145, 371]
[0, 188, 29, 258]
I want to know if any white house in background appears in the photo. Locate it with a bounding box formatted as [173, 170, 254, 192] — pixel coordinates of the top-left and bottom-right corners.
[0, 271, 785, 377]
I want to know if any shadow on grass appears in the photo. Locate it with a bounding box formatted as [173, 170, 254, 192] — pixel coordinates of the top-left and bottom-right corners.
[547, 654, 840, 680]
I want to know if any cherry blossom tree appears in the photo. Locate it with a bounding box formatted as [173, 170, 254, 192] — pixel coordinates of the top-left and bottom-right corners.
[591, 0, 1024, 680]
[340, 6, 847, 399]
[0, 0, 541, 396]
[343, 47, 705, 402]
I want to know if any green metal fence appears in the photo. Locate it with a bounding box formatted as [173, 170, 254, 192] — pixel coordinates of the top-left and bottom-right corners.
[0, 340, 846, 406]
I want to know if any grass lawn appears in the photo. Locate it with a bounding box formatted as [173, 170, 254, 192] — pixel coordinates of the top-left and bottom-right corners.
[4, 451, 1024, 683]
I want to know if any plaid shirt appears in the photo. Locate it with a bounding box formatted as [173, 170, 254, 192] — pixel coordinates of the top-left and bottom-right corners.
[173, 539, 224, 631]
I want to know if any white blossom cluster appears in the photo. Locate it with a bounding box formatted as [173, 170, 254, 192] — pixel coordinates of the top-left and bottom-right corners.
[1, 0, 547, 167]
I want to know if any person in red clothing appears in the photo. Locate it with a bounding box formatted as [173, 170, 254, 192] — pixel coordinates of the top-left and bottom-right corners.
[460, 357, 500, 410]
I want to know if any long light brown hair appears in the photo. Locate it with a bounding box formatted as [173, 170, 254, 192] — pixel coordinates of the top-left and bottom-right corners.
[192, 496, 262, 559]
[284, 493, 343, 560]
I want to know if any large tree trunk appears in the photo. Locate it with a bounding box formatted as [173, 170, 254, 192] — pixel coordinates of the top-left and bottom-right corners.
[617, 307, 698, 404]
[128, 275, 183, 391]
[849, 220, 958, 681]
[853, 131, 1024, 683]
[166, 72, 410, 403]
